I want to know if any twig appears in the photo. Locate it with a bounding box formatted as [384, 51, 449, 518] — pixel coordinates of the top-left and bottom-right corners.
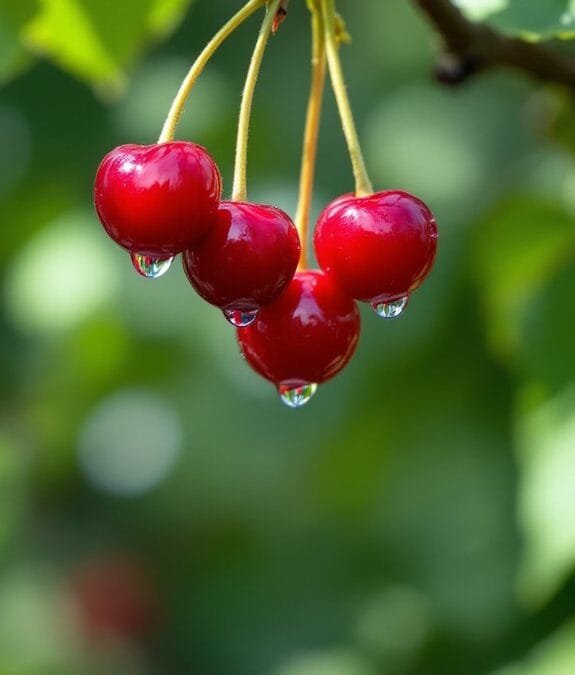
[412, 0, 575, 90]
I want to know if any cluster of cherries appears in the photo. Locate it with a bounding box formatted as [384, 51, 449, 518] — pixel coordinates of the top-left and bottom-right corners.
[94, 1, 438, 408]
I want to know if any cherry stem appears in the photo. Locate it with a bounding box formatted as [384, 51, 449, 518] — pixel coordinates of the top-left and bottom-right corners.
[294, 0, 327, 270]
[158, 0, 267, 144]
[232, 0, 281, 202]
[320, 0, 373, 197]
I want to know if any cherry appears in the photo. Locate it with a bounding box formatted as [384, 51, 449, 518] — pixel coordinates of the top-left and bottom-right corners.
[94, 141, 222, 257]
[237, 269, 360, 406]
[70, 556, 159, 641]
[314, 190, 438, 313]
[182, 201, 300, 326]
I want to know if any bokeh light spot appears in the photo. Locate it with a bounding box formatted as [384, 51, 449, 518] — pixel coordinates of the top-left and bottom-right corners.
[0, 569, 78, 670]
[78, 389, 182, 496]
[5, 211, 119, 335]
[354, 586, 431, 660]
[452, 0, 506, 20]
[275, 649, 376, 675]
[115, 59, 231, 141]
[365, 84, 484, 204]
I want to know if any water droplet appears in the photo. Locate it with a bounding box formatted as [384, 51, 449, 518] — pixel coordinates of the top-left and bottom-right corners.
[278, 383, 318, 408]
[223, 308, 259, 327]
[371, 295, 409, 319]
[131, 253, 174, 279]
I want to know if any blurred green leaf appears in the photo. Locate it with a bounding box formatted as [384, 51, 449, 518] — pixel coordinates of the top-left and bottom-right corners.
[494, 621, 575, 675]
[455, 0, 575, 40]
[517, 387, 575, 606]
[22, 0, 194, 93]
[519, 262, 575, 392]
[472, 197, 575, 363]
[148, 0, 192, 34]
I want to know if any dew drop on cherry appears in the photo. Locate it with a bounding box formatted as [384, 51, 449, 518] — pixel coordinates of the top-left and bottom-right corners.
[278, 383, 318, 409]
[371, 295, 409, 319]
[223, 308, 259, 327]
[131, 253, 174, 279]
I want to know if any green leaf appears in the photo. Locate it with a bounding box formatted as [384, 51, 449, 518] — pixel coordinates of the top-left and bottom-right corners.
[148, 0, 193, 34]
[472, 197, 575, 363]
[494, 621, 575, 675]
[516, 387, 575, 606]
[520, 262, 575, 392]
[454, 0, 575, 40]
[22, 0, 194, 93]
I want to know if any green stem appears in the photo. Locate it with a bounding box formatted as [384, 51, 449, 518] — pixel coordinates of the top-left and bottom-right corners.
[294, 0, 327, 269]
[231, 0, 282, 202]
[321, 0, 373, 196]
[158, 0, 266, 144]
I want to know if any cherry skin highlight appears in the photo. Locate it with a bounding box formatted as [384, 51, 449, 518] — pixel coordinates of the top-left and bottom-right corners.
[314, 190, 438, 303]
[182, 201, 300, 317]
[94, 141, 222, 256]
[237, 269, 360, 388]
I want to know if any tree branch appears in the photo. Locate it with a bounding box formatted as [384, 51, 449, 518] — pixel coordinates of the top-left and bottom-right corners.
[412, 0, 575, 90]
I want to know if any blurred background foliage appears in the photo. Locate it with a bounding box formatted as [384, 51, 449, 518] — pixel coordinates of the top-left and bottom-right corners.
[454, 0, 575, 38]
[1, 0, 575, 673]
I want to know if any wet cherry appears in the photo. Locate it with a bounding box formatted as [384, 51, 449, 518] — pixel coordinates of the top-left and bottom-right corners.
[94, 141, 222, 257]
[314, 190, 438, 309]
[237, 269, 360, 405]
[182, 201, 300, 325]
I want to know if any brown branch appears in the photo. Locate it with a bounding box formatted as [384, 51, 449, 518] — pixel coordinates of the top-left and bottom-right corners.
[413, 0, 575, 90]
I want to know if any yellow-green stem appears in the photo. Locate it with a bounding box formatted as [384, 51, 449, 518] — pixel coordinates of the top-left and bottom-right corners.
[231, 0, 281, 202]
[158, 0, 266, 144]
[321, 0, 373, 197]
[295, 0, 327, 270]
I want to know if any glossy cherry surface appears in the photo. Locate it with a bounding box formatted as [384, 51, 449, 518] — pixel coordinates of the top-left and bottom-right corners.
[237, 269, 360, 387]
[314, 190, 438, 303]
[94, 141, 221, 256]
[182, 201, 300, 314]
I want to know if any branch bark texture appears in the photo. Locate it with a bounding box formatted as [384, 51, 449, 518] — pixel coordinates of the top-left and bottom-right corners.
[413, 0, 575, 90]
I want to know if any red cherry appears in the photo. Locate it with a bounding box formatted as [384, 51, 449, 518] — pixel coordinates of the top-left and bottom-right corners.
[314, 190, 438, 305]
[70, 557, 159, 641]
[237, 270, 360, 405]
[182, 201, 300, 325]
[94, 141, 222, 256]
